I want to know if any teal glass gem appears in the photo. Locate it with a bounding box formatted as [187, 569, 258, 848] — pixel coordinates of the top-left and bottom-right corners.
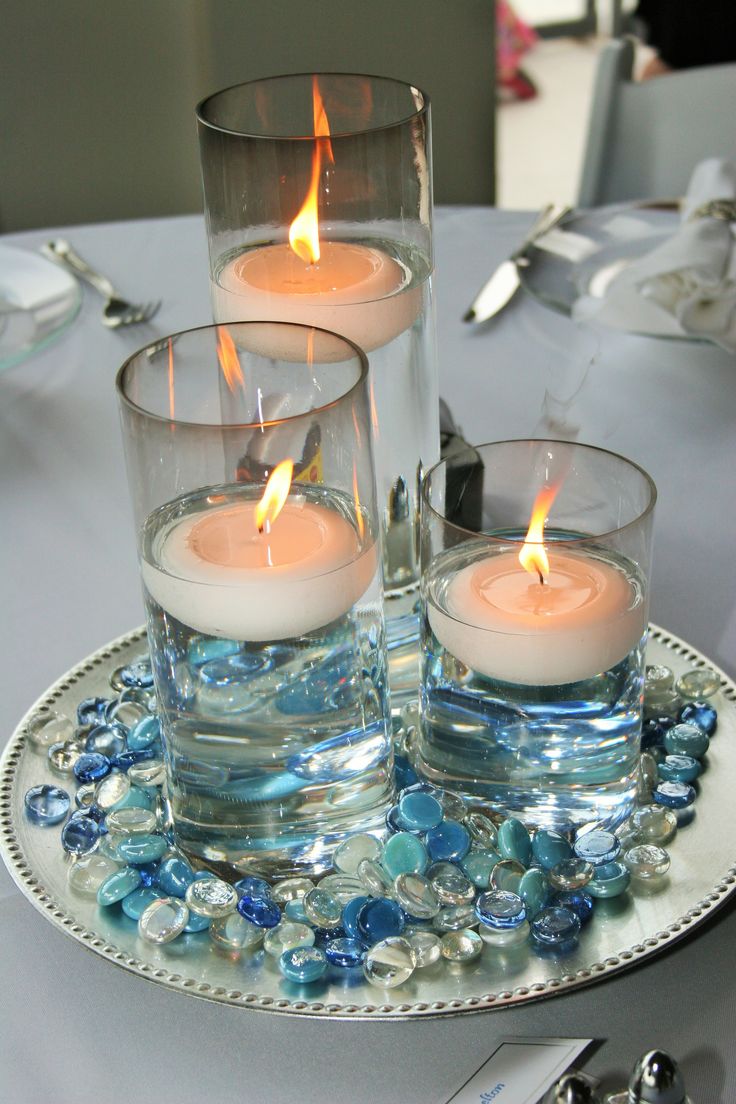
[156, 853, 195, 897]
[121, 885, 166, 920]
[587, 860, 631, 898]
[397, 791, 443, 831]
[658, 754, 701, 784]
[497, 817, 533, 865]
[279, 946, 328, 984]
[461, 849, 500, 888]
[127, 715, 161, 751]
[425, 819, 471, 863]
[184, 911, 212, 933]
[532, 829, 572, 870]
[382, 831, 429, 878]
[518, 867, 550, 916]
[115, 833, 168, 864]
[284, 898, 309, 924]
[663, 722, 709, 759]
[97, 865, 143, 906]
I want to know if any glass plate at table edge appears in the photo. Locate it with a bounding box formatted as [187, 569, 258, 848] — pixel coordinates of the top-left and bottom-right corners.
[1, 623, 734, 1020]
[518, 200, 703, 342]
[0, 243, 82, 372]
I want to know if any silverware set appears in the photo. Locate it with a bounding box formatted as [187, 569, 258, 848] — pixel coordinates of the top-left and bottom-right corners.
[42, 239, 161, 328]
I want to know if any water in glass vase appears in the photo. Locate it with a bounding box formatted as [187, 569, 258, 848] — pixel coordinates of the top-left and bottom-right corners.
[140, 483, 394, 880]
[417, 542, 648, 833]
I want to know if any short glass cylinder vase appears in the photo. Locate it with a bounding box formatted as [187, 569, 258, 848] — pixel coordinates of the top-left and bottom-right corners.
[417, 439, 656, 834]
[117, 322, 394, 878]
[197, 73, 439, 700]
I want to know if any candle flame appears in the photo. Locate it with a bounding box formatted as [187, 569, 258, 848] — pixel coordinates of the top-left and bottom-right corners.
[518, 484, 560, 583]
[167, 337, 175, 422]
[255, 458, 294, 534]
[352, 461, 365, 543]
[216, 327, 245, 393]
[288, 76, 334, 265]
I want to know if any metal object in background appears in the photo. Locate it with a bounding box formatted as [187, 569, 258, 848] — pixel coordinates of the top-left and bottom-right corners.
[41, 239, 161, 328]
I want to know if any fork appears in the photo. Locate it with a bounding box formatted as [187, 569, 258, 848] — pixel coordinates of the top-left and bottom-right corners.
[41, 239, 161, 328]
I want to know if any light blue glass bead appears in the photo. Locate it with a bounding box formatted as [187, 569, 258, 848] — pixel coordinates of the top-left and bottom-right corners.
[72, 752, 111, 784]
[113, 749, 156, 773]
[475, 889, 526, 930]
[552, 889, 594, 925]
[156, 854, 195, 897]
[115, 833, 168, 864]
[357, 897, 405, 942]
[188, 637, 241, 667]
[97, 865, 143, 905]
[382, 832, 429, 878]
[531, 905, 581, 948]
[587, 861, 631, 898]
[285, 720, 389, 784]
[77, 697, 110, 726]
[103, 782, 153, 813]
[653, 781, 696, 809]
[679, 701, 717, 736]
[119, 657, 154, 689]
[121, 885, 166, 920]
[518, 868, 550, 916]
[279, 946, 328, 984]
[184, 911, 212, 933]
[663, 722, 709, 759]
[24, 785, 70, 825]
[127, 715, 161, 751]
[397, 791, 443, 831]
[61, 814, 100, 854]
[497, 818, 533, 866]
[658, 754, 702, 784]
[324, 937, 364, 968]
[284, 898, 309, 924]
[234, 875, 271, 899]
[425, 819, 471, 863]
[341, 895, 370, 940]
[573, 829, 620, 866]
[84, 724, 127, 759]
[461, 849, 500, 888]
[532, 829, 572, 870]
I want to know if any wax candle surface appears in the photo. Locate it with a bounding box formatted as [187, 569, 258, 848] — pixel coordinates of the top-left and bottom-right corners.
[142, 495, 377, 641]
[212, 240, 421, 358]
[428, 548, 647, 685]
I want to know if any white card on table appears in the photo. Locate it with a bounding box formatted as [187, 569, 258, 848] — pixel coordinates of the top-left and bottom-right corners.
[446, 1037, 593, 1104]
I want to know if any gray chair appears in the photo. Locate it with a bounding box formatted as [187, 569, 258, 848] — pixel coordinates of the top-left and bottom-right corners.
[578, 37, 736, 206]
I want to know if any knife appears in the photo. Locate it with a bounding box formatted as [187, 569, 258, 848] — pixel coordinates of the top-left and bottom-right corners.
[463, 203, 571, 323]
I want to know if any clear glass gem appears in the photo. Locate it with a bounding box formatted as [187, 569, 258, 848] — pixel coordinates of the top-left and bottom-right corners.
[490, 858, 525, 894]
[210, 912, 264, 950]
[429, 865, 475, 905]
[363, 936, 417, 988]
[394, 872, 440, 919]
[464, 812, 498, 850]
[333, 833, 382, 874]
[627, 805, 677, 845]
[105, 699, 148, 729]
[439, 789, 467, 821]
[440, 928, 482, 963]
[318, 873, 366, 903]
[406, 929, 442, 967]
[67, 853, 120, 896]
[433, 904, 478, 932]
[74, 783, 97, 810]
[357, 857, 395, 898]
[138, 897, 189, 943]
[84, 723, 127, 759]
[105, 807, 157, 836]
[185, 877, 238, 918]
[127, 758, 166, 788]
[94, 771, 132, 811]
[624, 844, 671, 879]
[303, 887, 343, 928]
[27, 712, 74, 750]
[47, 742, 78, 776]
[264, 921, 315, 957]
[271, 877, 315, 904]
[548, 857, 594, 891]
[24, 784, 70, 825]
[675, 668, 720, 700]
[645, 664, 674, 694]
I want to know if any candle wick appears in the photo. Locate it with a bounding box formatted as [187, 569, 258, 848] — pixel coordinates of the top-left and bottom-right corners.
[538, 571, 545, 586]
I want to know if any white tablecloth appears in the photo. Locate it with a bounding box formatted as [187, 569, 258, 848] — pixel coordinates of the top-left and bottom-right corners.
[2, 210, 735, 1102]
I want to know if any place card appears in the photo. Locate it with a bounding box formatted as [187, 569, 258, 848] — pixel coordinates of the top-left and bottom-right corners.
[446, 1037, 593, 1104]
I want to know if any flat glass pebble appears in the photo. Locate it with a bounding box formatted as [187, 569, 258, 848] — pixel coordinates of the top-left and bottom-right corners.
[531, 905, 581, 947]
[548, 857, 594, 891]
[552, 889, 594, 924]
[441, 927, 483, 963]
[271, 877, 314, 904]
[237, 893, 282, 929]
[479, 919, 530, 948]
[24, 784, 70, 825]
[105, 807, 157, 836]
[518, 867, 551, 916]
[398, 791, 443, 831]
[382, 832, 429, 878]
[74, 782, 97, 810]
[406, 928, 442, 967]
[475, 889, 526, 930]
[641, 718, 671, 750]
[47, 742, 78, 777]
[357, 897, 405, 941]
[127, 715, 161, 751]
[279, 945, 328, 984]
[304, 887, 343, 928]
[357, 857, 395, 898]
[425, 819, 471, 863]
[138, 896, 189, 944]
[210, 911, 264, 950]
[490, 859, 526, 894]
[61, 814, 100, 854]
[628, 805, 677, 845]
[97, 865, 142, 905]
[263, 921, 315, 957]
[433, 904, 478, 932]
[658, 754, 702, 784]
[676, 668, 720, 700]
[430, 865, 476, 906]
[67, 853, 120, 897]
[341, 895, 370, 940]
[84, 724, 127, 759]
[94, 771, 132, 811]
[77, 697, 110, 726]
[394, 872, 440, 919]
[663, 722, 709, 759]
[284, 898, 309, 924]
[98, 834, 123, 860]
[464, 812, 498, 850]
[461, 849, 500, 888]
[393, 755, 418, 792]
[121, 885, 166, 920]
[587, 860, 631, 898]
[624, 844, 671, 879]
[127, 758, 166, 789]
[157, 854, 195, 897]
[184, 911, 212, 933]
[113, 749, 157, 773]
[333, 833, 382, 874]
[497, 818, 533, 865]
[363, 936, 417, 988]
[115, 833, 168, 864]
[679, 701, 717, 736]
[573, 829, 620, 866]
[72, 752, 111, 783]
[27, 711, 74, 750]
[532, 829, 573, 870]
[324, 937, 364, 968]
[119, 656, 155, 688]
[106, 699, 148, 729]
[638, 752, 660, 800]
[645, 664, 674, 694]
[234, 874, 271, 899]
[185, 877, 239, 918]
[318, 873, 365, 903]
[439, 789, 467, 821]
[653, 780, 696, 809]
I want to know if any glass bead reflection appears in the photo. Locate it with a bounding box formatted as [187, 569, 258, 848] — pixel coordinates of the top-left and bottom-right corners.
[363, 936, 417, 988]
[138, 897, 189, 944]
[105, 807, 157, 836]
[464, 812, 498, 850]
[24, 784, 70, 825]
[478, 919, 530, 948]
[490, 859, 525, 894]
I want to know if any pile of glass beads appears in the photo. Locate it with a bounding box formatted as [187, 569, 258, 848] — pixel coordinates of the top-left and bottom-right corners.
[23, 655, 720, 991]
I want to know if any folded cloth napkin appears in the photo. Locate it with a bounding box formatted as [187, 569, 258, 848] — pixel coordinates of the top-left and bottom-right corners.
[574, 158, 736, 351]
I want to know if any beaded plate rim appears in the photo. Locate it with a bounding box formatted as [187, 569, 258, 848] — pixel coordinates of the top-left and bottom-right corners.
[1, 623, 735, 1020]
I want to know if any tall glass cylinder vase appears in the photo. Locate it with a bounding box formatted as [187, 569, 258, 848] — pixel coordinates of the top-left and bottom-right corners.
[197, 73, 439, 702]
[117, 322, 393, 879]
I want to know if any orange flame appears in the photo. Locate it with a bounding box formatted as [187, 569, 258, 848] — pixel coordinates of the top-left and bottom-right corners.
[352, 461, 365, 543]
[288, 76, 334, 265]
[518, 483, 561, 583]
[216, 327, 245, 393]
[255, 459, 294, 534]
[167, 337, 175, 422]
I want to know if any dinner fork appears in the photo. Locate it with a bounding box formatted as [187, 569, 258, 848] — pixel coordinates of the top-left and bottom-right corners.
[41, 239, 161, 328]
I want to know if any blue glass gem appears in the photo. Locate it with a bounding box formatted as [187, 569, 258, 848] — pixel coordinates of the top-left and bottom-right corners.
[663, 722, 709, 759]
[24, 784, 70, 825]
[497, 818, 533, 866]
[84, 723, 127, 759]
[398, 791, 443, 831]
[115, 833, 168, 864]
[156, 854, 195, 897]
[72, 803, 106, 825]
[658, 754, 701, 784]
[112, 749, 156, 772]
[518, 868, 550, 917]
[641, 718, 672, 750]
[357, 898, 405, 943]
[237, 894, 281, 929]
[121, 885, 165, 920]
[119, 657, 155, 689]
[532, 829, 573, 871]
[97, 865, 142, 906]
[285, 720, 389, 784]
[475, 889, 526, 930]
[382, 832, 429, 878]
[127, 715, 161, 751]
[552, 889, 594, 925]
[279, 946, 328, 984]
[188, 637, 241, 666]
[341, 895, 370, 941]
[137, 861, 160, 888]
[184, 911, 212, 933]
[234, 875, 272, 900]
[587, 861, 631, 898]
[324, 937, 365, 968]
[653, 781, 696, 809]
[679, 701, 717, 736]
[76, 697, 110, 726]
[393, 755, 418, 792]
[425, 819, 471, 863]
[72, 752, 111, 783]
[573, 829, 620, 867]
[386, 804, 412, 834]
[61, 814, 101, 854]
[531, 905, 581, 947]
[284, 898, 309, 924]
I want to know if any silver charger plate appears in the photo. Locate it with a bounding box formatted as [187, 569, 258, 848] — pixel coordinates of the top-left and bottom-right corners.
[1, 624, 735, 1019]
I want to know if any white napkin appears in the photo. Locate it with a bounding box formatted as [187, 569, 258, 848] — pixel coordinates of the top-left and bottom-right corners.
[574, 159, 736, 351]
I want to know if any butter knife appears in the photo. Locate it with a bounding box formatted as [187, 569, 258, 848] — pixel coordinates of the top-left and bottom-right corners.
[463, 203, 571, 323]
